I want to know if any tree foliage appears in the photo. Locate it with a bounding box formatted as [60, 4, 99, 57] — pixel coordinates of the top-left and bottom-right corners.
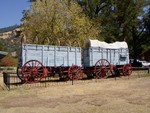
[77, 0, 144, 41]
[24, 0, 149, 61]
[140, 7, 150, 51]
[76, 0, 149, 60]
[0, 37, 20, 54]
[21, 0, 101, 47]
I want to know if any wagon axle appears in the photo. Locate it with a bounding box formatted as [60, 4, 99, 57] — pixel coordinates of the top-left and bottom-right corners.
[17, 59, 132, 83]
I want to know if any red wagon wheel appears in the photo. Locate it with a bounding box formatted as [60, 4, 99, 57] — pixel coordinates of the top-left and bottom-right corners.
[68, 65, 83, 80]
[123, 64, 132, 76]
[94, 59, 112, 79]
[21, 60, 47, 83]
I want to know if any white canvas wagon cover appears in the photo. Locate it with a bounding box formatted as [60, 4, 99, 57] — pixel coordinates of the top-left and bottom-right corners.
[85, 39, 128, 49]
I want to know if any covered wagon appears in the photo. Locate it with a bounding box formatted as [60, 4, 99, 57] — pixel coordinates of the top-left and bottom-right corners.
[83, 40, 132, 78]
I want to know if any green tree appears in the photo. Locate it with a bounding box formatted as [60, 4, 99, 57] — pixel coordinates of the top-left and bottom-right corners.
[76, 0, 144, 41]
[140, 6, 150, 53]
[77, 0, 149, 61]
[21, 0, 101, 47]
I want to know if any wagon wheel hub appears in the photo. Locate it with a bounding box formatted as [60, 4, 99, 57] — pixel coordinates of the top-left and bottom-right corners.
[30, 68, 38, 76]
[68, 65, 83, 80]
[94, 59, 112, 79]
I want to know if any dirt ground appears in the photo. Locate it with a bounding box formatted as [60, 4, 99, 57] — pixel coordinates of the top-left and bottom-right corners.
[0, 73, 150, 113]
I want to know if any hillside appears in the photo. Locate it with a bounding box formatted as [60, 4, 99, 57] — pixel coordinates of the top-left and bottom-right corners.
[0, 25, 18, 33]
[0, 25, 21, 56]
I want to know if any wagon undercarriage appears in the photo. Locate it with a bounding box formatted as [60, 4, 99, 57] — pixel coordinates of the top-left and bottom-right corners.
[17, 59, 132, 83]
[17, 60, 83, 83]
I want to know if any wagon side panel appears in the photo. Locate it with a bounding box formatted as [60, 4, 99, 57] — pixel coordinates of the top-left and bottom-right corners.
[69, 47, 81, 66]
[53, 46, 81, 67]
[83, 47, 130, 67]
[118, 48, 129, 65]
[20, 44, 81, 67]
[91, 48, 103, 66]
[83, 48, 103, 67]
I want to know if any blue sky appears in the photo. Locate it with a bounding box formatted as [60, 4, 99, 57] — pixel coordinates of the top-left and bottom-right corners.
[0, 1, 149, 29]
[0, 0, 30, 28]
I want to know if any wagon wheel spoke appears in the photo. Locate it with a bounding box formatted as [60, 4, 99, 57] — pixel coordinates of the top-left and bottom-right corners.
[68, 65, 82, 80]
[23, 71, 30, 74]
[72, 67, 81, 74]
[21, 60, 47, 83]
[94, 59, 111, 79]
[96, 68, 107, 78]
[74, 69, 82, 78]
[95, 68, 102, 73]
[95, 71, 102, 78]
[123, 64, 132, 76]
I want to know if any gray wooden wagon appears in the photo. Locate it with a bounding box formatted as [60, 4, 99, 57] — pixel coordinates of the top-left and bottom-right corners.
[17, 40, 132, 83]
[83, 40, 132, 79]
[17, 44, 82, 83]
